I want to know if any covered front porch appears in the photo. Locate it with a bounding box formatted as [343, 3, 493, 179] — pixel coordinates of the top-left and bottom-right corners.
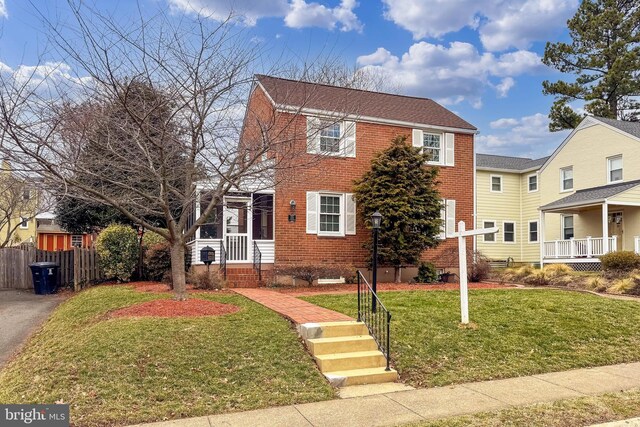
[540, 180, 640, 266]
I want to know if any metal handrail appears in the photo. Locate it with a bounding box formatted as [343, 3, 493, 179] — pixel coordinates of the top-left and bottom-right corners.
[357, 270, 391, 371]
[253, 241, 262, 282]
[219, 241, 227, 280]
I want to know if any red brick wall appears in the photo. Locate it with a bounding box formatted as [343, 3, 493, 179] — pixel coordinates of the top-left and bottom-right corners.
[247, 86, 474, 270]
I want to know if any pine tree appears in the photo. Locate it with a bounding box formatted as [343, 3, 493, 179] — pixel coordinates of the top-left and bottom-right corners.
[542, 0, 640, 131]
[353, 135, 442, 283]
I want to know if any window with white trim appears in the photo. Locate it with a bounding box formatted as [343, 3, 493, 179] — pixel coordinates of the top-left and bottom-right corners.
[71, 235, 83, 247]
[528, 174, 538, 192]
[607, 155, 623, 183]
[319, 121, 341, 153]
[483, 221, 496, 242]
[319, 194, 342, 235]
[529, 221, 538, 242]
[562, 215, 574, 240]
[503, 221, 515, 243]
[19, 217, 29, 229]
[423, 133, 442, 163]
[561, 167, 573, 191]
[22, 189, 30, 200]
[490, 175, 502, 192]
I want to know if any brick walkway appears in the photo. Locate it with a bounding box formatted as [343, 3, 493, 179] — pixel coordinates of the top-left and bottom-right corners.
[234, 288, 353, 324]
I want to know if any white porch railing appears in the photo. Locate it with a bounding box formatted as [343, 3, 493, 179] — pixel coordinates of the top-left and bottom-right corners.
[543, 236, 617, 259]
[226, 235, 249, 261]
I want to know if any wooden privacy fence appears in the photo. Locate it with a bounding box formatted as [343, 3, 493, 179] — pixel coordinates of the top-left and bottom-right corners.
[0, 247, 103, 291]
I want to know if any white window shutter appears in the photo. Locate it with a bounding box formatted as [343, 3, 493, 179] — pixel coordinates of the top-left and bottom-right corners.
[306, 192, 318, 234]
[343, 121, 356, 158]
[438, 200, 446, 240]
[306, 116, 321, 154]
[345, 193, 356, 235]
[445, 133, 455, 166]
[446, 199, 456, 237]
[412, 129, 423, 148]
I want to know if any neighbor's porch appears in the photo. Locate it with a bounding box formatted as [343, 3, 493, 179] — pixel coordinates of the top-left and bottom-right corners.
[540, 200, 640, 266]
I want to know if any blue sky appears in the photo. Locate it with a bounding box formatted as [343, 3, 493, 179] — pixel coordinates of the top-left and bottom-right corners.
[0, 0, 578, 158]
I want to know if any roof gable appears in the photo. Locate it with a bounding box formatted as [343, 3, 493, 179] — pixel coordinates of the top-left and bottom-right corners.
[256, 75, 477, 132]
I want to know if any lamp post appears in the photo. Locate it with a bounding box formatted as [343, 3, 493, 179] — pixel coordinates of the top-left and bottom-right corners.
[371, 211, 382, 313]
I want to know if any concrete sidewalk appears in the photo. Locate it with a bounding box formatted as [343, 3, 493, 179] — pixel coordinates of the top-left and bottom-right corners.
[129, 362, 640, 427]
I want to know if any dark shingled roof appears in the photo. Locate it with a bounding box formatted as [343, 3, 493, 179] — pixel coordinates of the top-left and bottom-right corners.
[476, 154, 550, 171]
[540, 179, 640, 211]
[594, 117, 640, 139]
[256, 75, 477, 131]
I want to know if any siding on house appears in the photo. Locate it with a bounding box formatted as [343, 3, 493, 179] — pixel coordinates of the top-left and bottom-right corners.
[539, 121, 640, 244]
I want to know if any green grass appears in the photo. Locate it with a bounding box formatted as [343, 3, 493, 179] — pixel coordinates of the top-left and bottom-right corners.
[303, 289, 640, 388]
[0, 286, 334, 427]
[412, 388, 640, 426]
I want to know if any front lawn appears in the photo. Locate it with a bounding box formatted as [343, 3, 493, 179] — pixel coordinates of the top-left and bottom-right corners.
[303, 289, 640, 388]
[0, 286, 334, 427]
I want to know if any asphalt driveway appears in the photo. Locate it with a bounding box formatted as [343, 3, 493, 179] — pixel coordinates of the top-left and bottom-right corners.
[0, 289, 65, 368]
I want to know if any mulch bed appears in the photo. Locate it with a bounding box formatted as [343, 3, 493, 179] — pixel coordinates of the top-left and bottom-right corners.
[110, 298, 240, 318]
[273, 282, 511, 296]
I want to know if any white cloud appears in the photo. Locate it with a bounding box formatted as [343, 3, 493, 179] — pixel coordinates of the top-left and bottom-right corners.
[478, 113, 570, 157]
[0, 0, 7, 18]
[285, 0, 362, 32]
[0, 61, 92, 99]
[356, 42, 545, 108]
[382, 0, 578, 51]
[166, 0, 362, 31]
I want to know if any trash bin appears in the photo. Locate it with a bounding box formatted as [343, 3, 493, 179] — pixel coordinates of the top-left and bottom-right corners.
[29, 262, 60, 295]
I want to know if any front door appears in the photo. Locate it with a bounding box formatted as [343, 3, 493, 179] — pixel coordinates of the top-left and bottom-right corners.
[223, 198, 251, 261]
[608, 211, 623, 251]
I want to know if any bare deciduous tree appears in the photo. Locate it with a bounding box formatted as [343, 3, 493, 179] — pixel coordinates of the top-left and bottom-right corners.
[0, 2, 369, 299]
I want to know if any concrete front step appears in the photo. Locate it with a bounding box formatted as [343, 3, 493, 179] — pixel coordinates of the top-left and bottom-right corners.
[324, 367, 399, 387]
[299, 321, 369, 340]
[306, 335, 379, 355]
[315, 350, 387, 372]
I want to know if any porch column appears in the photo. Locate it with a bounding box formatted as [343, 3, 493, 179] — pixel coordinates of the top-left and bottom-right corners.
[602, 202, 609, 254]
[539, 210, 545, 266]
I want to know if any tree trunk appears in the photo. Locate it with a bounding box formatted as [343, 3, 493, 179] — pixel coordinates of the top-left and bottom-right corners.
[170, 241, 187, 300]
[394, 267, 402, 283]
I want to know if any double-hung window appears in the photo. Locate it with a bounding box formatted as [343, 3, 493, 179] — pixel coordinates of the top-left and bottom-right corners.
[607, 155, 623, 183]
[561, 167, 573, 191]
[503, 221, 515, 243]
[491, 175, 502, 192]
[483, 221, 496, 242]
[319, 121, 341, 153]
[529, 221, 538, 242]
[319, 195, 342, 235]
[423, 133, 442, 164]
[19, 217, 29, 229]
[562, 215, 574, 240]
[528, 174, 538, 192]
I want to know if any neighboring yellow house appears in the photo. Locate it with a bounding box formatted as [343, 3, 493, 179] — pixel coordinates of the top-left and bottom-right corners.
[539, 116, 640, 269]
[0, 161, 38, 247]
[477, 116, 640, 270]
[476, 154, 548, 265]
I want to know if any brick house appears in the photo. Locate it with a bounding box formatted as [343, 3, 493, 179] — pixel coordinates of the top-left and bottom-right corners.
[188, 75, 477, 286]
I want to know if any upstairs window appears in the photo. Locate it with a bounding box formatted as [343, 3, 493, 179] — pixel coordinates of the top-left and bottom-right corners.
[319, 121, 341, 153]
[491, 175, 502, 192]
[608, 155, 623, 183]
[528, 174, 538, 192]
[423, 133, 442, 163]
[561, 167, 573, 191]
[19, 217, 29, 229]
[22, 189, 30, 200]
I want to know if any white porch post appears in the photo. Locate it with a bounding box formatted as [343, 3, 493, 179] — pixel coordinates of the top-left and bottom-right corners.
[539, 210, 545, 266]
[602, 202, 609, 254]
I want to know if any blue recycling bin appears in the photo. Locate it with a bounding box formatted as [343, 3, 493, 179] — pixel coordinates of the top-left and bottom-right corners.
[29, 262, 60, 295]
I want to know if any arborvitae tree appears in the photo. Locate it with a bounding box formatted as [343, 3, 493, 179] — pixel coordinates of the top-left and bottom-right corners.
[353, 135, 442, 283]
[542, 0, 640, 131]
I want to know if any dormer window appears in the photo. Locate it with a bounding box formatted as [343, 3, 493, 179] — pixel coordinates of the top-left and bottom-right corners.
[607, 155, 622, 183]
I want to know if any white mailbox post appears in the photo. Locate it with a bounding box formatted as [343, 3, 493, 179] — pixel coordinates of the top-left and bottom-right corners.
[449, 221, 499, 324]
